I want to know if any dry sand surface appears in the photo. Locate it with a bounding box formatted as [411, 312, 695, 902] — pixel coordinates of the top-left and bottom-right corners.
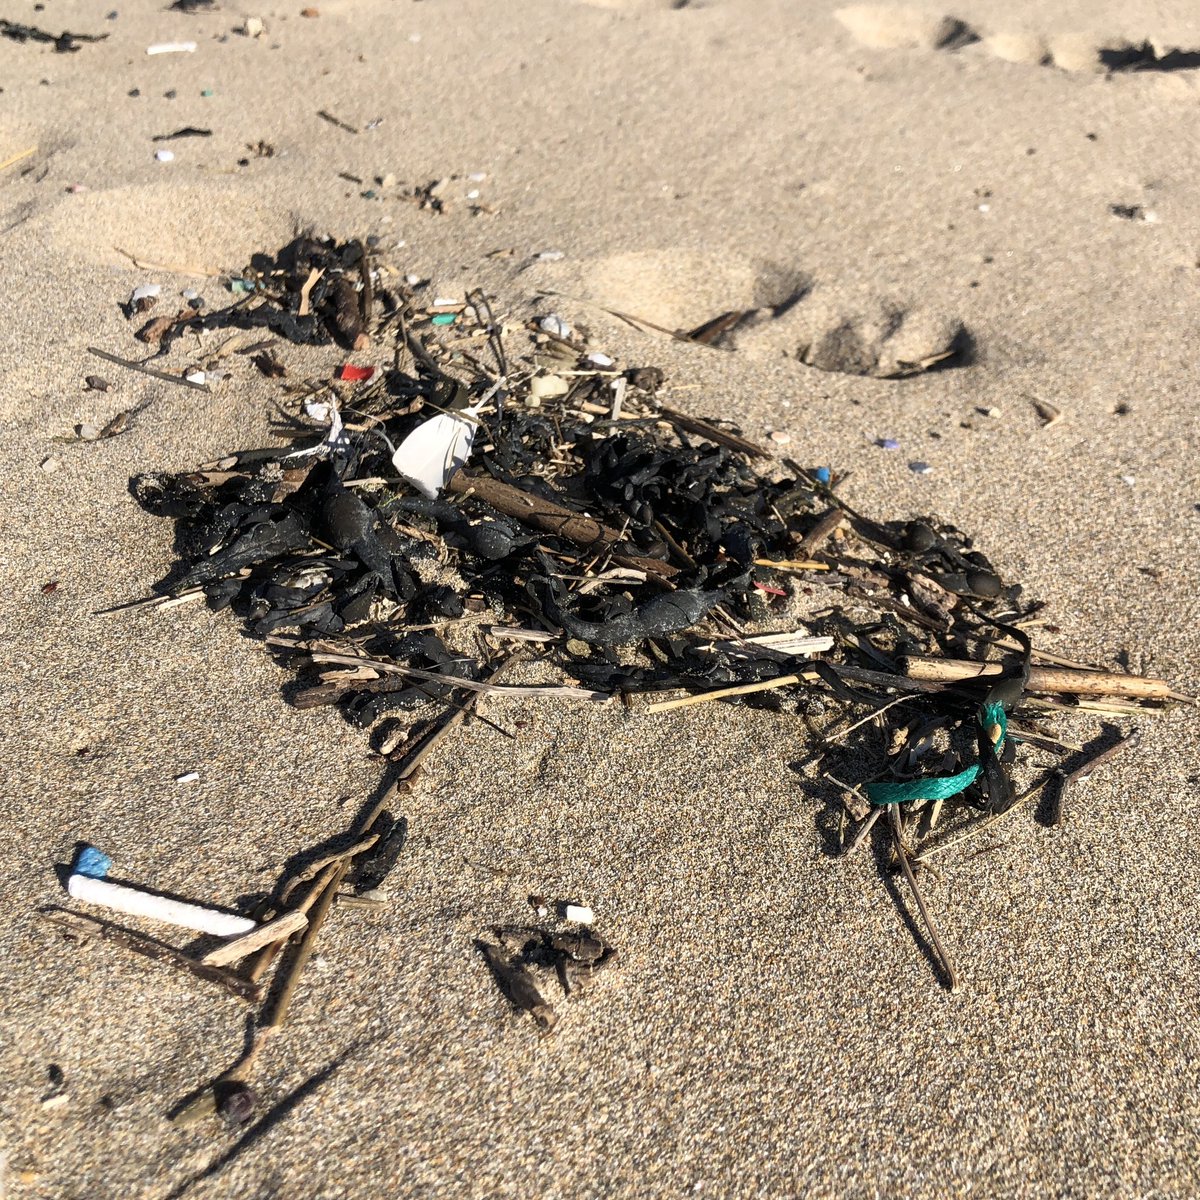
[2, 1, 1199, 1197]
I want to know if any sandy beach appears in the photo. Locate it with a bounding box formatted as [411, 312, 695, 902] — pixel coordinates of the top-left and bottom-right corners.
[2, 1, 1199, 1196]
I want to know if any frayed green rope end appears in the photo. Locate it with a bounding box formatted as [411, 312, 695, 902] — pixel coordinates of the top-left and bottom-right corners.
[866, 702, 1009, 807]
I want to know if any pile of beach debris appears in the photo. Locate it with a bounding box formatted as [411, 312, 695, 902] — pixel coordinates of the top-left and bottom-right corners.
[41, 235, 1185, 1138]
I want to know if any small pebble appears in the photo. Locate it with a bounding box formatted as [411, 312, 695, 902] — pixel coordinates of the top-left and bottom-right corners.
[539, 314, 572, 338]
[218, 1083, 256, 1126]
[876, 437, 900, 451]
[39, 456, 59, 474]
[769, 431, 791, 445]
[586, 352, 614, 368]
[84, 375, 110, 392]
[908, 461, 933, 475]
[1121, 475, 1136, 487]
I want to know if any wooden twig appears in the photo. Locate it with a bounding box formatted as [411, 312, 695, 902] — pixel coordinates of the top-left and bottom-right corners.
[1050, 728, 1141, 826]
[446, 471, 677, 579]
[645, 672, 811, 713]
[753, 558, 830, 572]
[901, 655, 1177, 700]
[38, 909, 263, 1004]
[87, 347, 211, 392]
[887, 807, 960, 992]
[0, 145, 36, 172]
[657, 406, 768, 457]
[263, 861, 347, 1030]
[277, 834, 380, 907]
[200, 910, 309, 967]
[796, 507, 847, 557]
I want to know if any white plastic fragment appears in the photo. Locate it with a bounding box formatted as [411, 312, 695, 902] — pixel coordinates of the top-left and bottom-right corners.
[130, 283, 161, 304]
[291, 399, 348, 458]
[586, 352, 614, 368]
[184, 369, 206, 385]
[467, 172, 487, 182]
[535, 249, 565, 262]
[564, 904, 594, 925]
[146, 41, 197, 54]
[539, 314, 572, 338]
[529, 374, 569, 402]
[243, 16, 265, 37]
[392, 401, 482, 499]
[155, 149, 175, 163]
[66, 874, 257, 938]
[175, 771, 200, 783]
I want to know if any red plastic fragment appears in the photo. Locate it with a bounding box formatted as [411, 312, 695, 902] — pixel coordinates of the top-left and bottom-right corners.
[753, 581, 787, 598]
[337, 364, 375, 382]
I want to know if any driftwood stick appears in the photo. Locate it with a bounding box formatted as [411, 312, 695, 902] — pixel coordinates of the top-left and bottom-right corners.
[796, 507, 847, 556]
[200, 911, 309, 967]
[87, 346, 211, 393]
[39, 909, 263, 1004]
[1050, 728, 1141, 826]
[446, 472, 677, 579]
[887, 808, 960, 993]
[646, 672, 810, 713]
[901, 655, 1176, 699]
[263, 862, 347, 1030]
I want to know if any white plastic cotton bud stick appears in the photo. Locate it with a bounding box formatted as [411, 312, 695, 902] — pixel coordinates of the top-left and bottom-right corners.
[66, 874, 257, 938]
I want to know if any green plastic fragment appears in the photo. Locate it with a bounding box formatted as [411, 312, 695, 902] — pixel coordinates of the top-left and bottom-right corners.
[431, 313, 457, 326]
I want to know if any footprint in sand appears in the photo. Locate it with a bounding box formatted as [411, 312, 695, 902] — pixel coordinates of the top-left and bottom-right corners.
[834, 5, 1200, 77]
[33, 180, 290, 273]
[526, 248, 972, 380]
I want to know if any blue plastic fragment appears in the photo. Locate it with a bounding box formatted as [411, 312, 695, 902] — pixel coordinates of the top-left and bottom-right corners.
[74, 845, 112, 879]
[876, 437, 901, 451]
[815, 467, 831, 484]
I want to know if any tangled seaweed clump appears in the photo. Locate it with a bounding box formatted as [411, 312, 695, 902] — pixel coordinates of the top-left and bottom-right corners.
[124, 236, 1176, 994]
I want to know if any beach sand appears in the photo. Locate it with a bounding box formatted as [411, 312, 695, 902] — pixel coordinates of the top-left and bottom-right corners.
[1, 1, 1198, 1196]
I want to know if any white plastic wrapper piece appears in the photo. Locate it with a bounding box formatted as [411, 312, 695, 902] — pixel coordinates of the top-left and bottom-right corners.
[391, 382, 500, 498]
[391, 405, 480, 499]
[130, 284, 161, 304]
[67, 874, 256, 938]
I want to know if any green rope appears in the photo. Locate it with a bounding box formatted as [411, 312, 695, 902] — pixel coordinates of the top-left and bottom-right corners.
[866, 703, 1008, 807]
